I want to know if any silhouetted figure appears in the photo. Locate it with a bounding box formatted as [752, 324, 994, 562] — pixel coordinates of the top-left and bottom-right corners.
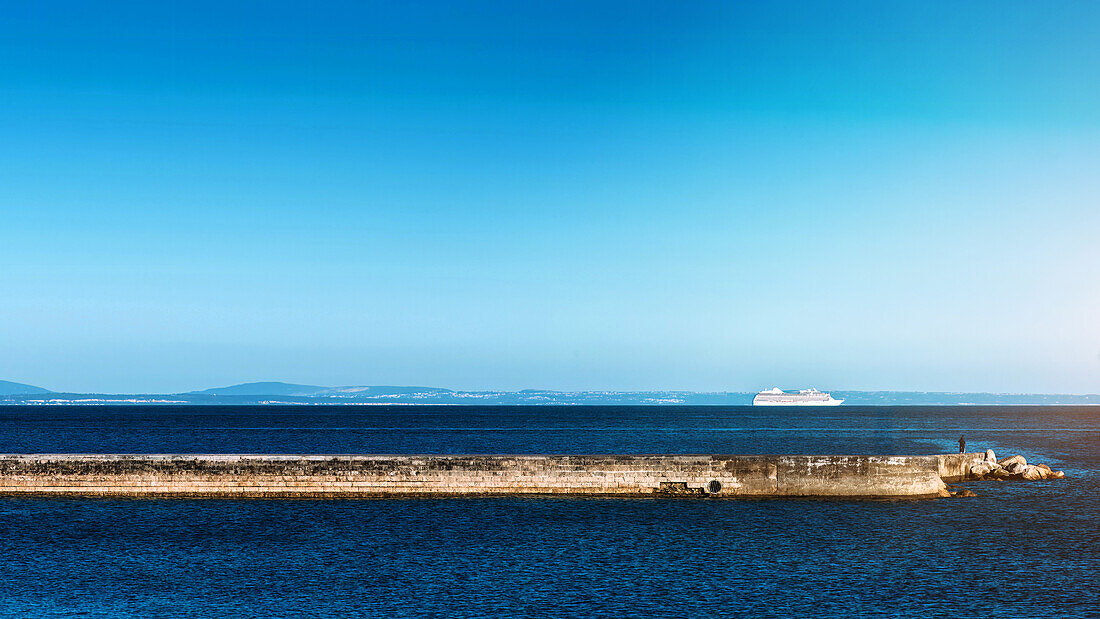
[959, 435, 966, 453]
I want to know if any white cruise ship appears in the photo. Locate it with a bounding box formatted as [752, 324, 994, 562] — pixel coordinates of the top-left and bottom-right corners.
[752, 387, 844, 406]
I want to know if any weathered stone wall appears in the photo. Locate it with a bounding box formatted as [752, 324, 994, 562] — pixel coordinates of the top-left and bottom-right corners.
[0, 454, 949, 498]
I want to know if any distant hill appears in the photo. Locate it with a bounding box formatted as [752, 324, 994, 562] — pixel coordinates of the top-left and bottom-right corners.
[0, 380, 51, 395]
[187, 382, 454, 398]
[187, 382, 330, 396]
[327, 385, 454, 396]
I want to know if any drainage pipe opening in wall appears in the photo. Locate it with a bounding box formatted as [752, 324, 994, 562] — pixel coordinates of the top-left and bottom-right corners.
[706, 480, 722, 494]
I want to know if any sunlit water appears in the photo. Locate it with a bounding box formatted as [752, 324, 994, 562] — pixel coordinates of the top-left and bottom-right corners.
[0, 405, 1096, 618]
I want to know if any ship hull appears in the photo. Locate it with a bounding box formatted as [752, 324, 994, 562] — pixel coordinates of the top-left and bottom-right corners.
[752, 398, 844, 406]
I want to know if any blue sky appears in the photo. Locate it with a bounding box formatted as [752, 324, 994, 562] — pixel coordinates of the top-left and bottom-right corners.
[2, 1, 1098, 393]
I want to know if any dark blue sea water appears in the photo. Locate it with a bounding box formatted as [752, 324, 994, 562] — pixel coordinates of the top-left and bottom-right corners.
[0, 405, 1096, 618]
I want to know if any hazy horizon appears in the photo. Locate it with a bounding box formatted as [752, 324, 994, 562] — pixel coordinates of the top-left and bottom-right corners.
[4, 378, 1100, 399]
[3, 2, 1099, 394]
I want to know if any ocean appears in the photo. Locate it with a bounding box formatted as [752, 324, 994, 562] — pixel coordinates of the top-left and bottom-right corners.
[0, 405, 1096, 618]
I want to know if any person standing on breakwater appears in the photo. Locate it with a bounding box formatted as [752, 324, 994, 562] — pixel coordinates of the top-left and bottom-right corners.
[959, 435, 966, 453]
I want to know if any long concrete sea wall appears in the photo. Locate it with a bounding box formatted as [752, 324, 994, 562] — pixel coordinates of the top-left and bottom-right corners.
[0, 453, 983, 499]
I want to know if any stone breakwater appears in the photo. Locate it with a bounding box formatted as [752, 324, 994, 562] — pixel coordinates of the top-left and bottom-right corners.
[966, 450, 1066, 481]
[0, 453, 995, 499]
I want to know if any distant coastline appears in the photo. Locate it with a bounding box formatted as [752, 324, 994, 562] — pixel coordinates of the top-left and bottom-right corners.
[1, 380, 1098, 406]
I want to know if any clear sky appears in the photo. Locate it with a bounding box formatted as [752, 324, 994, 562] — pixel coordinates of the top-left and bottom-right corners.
[2, 1, 1098, 394]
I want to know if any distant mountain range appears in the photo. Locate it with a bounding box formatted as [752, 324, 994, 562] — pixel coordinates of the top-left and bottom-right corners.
[0, 380, 1098, 405]
[188, 382, 454, 398]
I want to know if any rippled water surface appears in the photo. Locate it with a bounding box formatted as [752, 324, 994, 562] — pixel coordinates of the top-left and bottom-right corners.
[0, 405, 1096, 618]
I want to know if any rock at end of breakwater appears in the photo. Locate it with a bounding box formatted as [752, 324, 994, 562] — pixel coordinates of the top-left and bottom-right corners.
[969, 454, 1066, 482]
